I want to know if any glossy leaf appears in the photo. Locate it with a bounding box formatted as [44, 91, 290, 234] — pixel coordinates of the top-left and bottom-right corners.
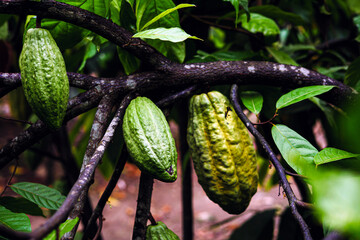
[239, 13, 280, 36]
[0, 205, 31, 233]
[140, 4, 195, 31]
[312, 171, 360, 238]
[133, 27, 201, 42]
[10, 182, 66, 210]
[271, 124, 318, 177]
[240, 91, 263, 114]
[136, 0, 179, 31]
[266, 47, 298, 66]
[0, 197, 44, 217]
[134, 0, 187, 62]
[276, 85, 335, 110]
[314, 148, 359, 165]
[43, 218, 79, 240]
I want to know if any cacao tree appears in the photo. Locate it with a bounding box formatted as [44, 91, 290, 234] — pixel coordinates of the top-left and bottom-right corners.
[0, 0, 359, 239]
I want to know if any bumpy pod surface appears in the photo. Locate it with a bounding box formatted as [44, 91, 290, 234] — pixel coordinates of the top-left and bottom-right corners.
[122, 97, 177, 182]
[146, 222, 180, 240]
[187, 91, 258, 214]
[19, 28, 69, 129]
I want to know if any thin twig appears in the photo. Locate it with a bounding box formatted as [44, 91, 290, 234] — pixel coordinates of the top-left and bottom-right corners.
[230, 84, 313, 240]
[148, 212, 157, 226]
[83, 148, 128, 239]
[92, 216, 103, 240]
[0, 158, 18, 197]
[285, 170, 308, 179]
[0, 116, 33, 125]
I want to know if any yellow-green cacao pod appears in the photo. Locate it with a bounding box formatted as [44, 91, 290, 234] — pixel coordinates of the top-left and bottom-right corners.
[187, 91, 258, 214]
[122, 97, 177, 182]
[19, 28, 69, 129]
[146, 222, 180, 240]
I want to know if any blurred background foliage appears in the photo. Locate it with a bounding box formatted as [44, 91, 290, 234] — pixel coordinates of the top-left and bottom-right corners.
[1, 0, 360, 239]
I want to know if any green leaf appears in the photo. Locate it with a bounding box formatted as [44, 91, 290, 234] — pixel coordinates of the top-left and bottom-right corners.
[224, 0, 249, 25]
[110, 0, 137, 31]
[239, 13, 280, 36]
[345, 56, 360, 90]
[314, 148, 359, 165]
[10, 182, 66, 210]
[266, 47, 298, 66]
[133, 27, 201, 42]
[140, 3, 195, 31]
[0, 205, 31, 233]
[117, 47, 140, 75]
[249, 5, 305, 25]
[43, 218, 79, 240]
[0, 197, 44, 217]
[208, 27, 226, 49]
[134, 0, 188, 62]
[136, 0, 179, 31]
[312, 170, 360, 238]
[240, 91, 263, 114]
[276, 85, 335, 110]
[146, 39, 185, 63]
[271, 124, 318, 177]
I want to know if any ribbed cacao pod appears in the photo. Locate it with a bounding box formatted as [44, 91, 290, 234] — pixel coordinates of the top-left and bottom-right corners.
[187, 91, 258, 214]
[19, 28, 69, 129]
[146, 222, 180, 240]
[122, 97, 177, 182]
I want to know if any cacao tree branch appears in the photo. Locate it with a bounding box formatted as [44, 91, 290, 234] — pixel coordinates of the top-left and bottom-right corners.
[52, 128, 99, 240]
[132, 172, 154, 240]
[0, 0, 173, 71]
[230, 84, 313, 240]
[1, 58, 358, 107]
[0, 94, 133, 240]
[0, 72, 118, 90]
[64, 94, 118, 239]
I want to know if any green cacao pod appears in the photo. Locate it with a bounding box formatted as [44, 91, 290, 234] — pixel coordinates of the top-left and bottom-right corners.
[187, 91, 258, 214]
[122, 97, 177, 182]
[19, 28, 69, 129]
[146, 222, 180, 240]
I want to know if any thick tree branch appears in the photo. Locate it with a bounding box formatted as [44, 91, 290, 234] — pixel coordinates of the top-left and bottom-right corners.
[64, 94, 118, 239]
[2, 60, 357, 107]
[230, 84, 313, 240]
[0, 72, 118, 90]
[0, 0, 173, 71]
